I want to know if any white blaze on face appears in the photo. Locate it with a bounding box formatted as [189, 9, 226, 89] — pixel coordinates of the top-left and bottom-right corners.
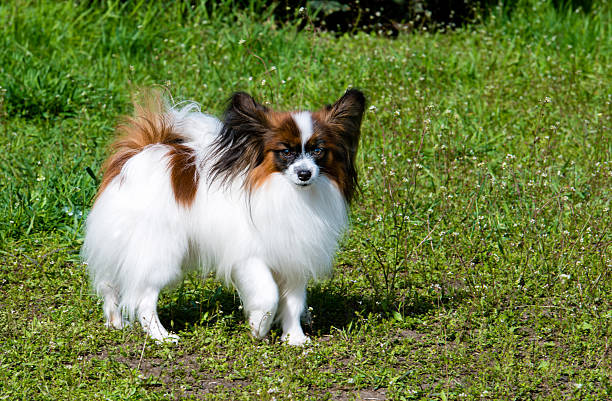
[287, 112, 318, 186]
[291, 111, 314, 150]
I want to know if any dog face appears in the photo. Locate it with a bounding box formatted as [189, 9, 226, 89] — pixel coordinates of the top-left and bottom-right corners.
[210, 90, 366, 202]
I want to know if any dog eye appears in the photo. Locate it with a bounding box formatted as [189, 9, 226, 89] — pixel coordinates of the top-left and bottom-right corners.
[279, 149, 294, 159]
[312, 147, 324, 157]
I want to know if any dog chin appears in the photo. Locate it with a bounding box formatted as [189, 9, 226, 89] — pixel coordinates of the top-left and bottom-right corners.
[296, 182, 312, 188]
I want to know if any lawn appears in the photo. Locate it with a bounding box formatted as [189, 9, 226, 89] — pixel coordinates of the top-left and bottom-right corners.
[0, 0, 610, 399]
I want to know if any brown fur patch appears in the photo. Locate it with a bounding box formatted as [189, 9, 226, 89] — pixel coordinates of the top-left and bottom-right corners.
[246, 152, 278, 190]
[310, 114, 354, 200]
[311, 90, 365, 203]
[167, 144, 199, 207]
[267, 112, 302, 149]
[96, 91, 199, 207]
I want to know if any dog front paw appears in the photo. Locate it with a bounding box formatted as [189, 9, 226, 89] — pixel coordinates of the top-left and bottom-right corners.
[249, 310, 274, 339]
[155, 332, 180, 344]
[281, 331, 311, 346]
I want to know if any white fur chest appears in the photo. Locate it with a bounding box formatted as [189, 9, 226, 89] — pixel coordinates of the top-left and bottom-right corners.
[250, 174, 348, 281]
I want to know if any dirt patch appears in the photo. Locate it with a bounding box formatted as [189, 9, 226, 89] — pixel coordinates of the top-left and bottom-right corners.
[395, 329, 426, 341]
[328, 387, 387, 400]
[88, 348, 248, 397]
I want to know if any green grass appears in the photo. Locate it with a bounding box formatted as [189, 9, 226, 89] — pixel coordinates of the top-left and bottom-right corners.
[1, 0, 610, 399]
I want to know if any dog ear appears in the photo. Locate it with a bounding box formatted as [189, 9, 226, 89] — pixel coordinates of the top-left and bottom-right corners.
[210, 93, 270, 186]
[329, 89, 366, 126]
[322, 89, 366, 154]
[312, 89, 366, 203]
[225, 92, 269, 134]
[324, 89, 366, 149]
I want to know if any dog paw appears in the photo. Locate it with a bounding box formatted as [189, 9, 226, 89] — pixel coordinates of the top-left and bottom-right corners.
[153, 332, 180, 345]
[105, 317, 130, 330]
[142, 323, 180, 344]
[249, 310, 274, 339]
[281, 332, 311, 346]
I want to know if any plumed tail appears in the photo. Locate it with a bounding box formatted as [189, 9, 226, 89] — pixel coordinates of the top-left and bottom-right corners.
[96, 90, 188, 200]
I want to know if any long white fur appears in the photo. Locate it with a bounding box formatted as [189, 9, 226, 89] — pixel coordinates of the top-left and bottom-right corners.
[82, 104, 348, 345]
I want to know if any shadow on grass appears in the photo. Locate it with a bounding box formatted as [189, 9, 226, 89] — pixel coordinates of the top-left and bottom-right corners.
[305, 283, 466, 335]
[156, 274, 470, 337]
[158, 283, 243, 334]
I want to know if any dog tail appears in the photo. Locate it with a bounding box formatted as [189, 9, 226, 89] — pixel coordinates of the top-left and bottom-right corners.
[96, 90, 185, 200]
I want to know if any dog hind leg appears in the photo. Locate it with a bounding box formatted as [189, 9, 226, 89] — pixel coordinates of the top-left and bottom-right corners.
[98, 281, 127, 329]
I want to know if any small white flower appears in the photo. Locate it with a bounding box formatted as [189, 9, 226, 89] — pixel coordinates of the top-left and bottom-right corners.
[238, 39, 246, 45]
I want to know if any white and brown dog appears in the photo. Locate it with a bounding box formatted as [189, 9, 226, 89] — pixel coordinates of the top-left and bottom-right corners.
[83, 89, 365, 345]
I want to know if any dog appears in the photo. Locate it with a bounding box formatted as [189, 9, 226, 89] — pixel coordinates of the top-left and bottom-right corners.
[82, 89, 365, 345]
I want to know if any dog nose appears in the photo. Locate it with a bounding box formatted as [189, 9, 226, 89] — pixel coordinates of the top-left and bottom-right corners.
[297, 169, 312, 182]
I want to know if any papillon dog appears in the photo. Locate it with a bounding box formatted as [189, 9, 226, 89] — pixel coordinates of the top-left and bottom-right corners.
[82, 89, 365, 345]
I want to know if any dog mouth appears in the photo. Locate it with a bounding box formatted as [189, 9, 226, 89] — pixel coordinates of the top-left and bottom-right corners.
[296, 182, 311, 187]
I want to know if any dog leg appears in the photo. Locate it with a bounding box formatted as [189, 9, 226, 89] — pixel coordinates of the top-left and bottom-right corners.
[137, 287, 179, 343]
[98, 281, 127, 329]
[278, 281, 310, 346]
[233, 258, 279, 340]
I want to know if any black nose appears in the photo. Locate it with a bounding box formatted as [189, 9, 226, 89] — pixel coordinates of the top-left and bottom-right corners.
[297, 169, 312, 182]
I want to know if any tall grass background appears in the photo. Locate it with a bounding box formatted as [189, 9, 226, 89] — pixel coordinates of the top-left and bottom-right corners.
[0, 0, 610, 399]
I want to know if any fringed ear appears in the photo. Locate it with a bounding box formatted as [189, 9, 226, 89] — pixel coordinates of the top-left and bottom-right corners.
[209, 92, 270, 186]
[329, 89, 366, 133]
[226, 92, 269, 130]
[313, 89, 366, 203]
[327, 89, 366, 152]
[329, 89, 366, 122]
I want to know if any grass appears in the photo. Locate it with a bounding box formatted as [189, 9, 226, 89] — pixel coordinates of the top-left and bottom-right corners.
[0, 0, 610, 399]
